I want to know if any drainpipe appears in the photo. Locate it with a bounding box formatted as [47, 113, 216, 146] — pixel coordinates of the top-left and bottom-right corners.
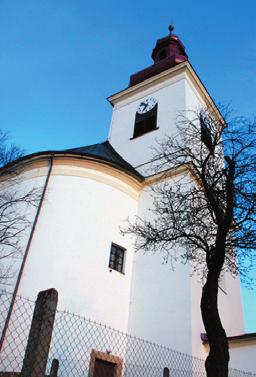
[0, 155, 53, 351]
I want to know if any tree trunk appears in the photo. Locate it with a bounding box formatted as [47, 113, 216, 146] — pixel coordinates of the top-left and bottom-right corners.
[201, 268, 229, 377]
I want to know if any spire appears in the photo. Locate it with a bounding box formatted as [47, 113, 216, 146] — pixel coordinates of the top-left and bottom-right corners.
[129, 25, 188, 87]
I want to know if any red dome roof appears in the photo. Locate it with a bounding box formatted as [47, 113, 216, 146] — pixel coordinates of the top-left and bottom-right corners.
[129, 25, 188, 87]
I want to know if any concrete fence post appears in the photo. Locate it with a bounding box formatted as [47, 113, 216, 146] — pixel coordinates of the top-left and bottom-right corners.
[163, 367, 170, 377]
[50, 358, 59, 377]
[21, 288, 58, 377]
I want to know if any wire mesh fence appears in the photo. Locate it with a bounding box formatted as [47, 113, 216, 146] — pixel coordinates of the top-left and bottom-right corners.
[0, 290, 255, 377]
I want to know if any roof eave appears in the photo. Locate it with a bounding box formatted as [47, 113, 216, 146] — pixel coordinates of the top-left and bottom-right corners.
[107, 61, 224, 123]
[1, 151, 144, 182]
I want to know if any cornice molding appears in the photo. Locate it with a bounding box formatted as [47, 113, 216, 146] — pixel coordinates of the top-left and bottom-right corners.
[16, 155, 143, 200]
[108, 61, 223, 122]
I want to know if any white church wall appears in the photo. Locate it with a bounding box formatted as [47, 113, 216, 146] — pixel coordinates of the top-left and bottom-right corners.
[184, 74, 205, 115]
[0, 165, 48, 295]
[219, 273, 244, 336]
[108, 73, 186, 170]
[0, 163, 50, 367]
[13, 159, 140, 333]
[128, 175, 193, 355]
[228, 342, 256, 372]
[190, 274, 205, 358]
[199, 340, 256, 373]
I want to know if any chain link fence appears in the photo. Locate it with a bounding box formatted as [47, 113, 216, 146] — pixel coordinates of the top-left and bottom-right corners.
[0, 290, 255, 377]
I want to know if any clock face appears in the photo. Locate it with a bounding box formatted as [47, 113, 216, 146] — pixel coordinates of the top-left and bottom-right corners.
[137, 97, 157, 114]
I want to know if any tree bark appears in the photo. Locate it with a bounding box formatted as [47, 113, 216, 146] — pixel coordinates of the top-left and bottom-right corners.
[201, 249, 229, 377]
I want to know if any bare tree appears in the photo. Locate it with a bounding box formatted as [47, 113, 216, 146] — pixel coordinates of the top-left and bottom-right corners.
[124, 107, 256, 377]
[0, 130, 40, 286]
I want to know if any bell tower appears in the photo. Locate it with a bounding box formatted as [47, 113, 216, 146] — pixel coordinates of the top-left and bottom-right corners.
[108, 26, 216, 174]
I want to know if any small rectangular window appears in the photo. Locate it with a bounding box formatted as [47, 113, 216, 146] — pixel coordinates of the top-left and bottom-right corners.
[108, 243, 125, 273]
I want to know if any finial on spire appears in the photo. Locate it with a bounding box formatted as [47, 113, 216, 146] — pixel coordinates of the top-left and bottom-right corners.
[168, 24, 174, 35]
[130, 24, 188, 86]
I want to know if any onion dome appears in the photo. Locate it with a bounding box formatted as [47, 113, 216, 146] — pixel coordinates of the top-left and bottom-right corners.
[130, 25, 188, 87]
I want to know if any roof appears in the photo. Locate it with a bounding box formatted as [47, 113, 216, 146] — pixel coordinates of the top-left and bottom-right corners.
[8, 141, 143, 181]
[65, 141, 143, 179]
[107, 62, 224, 123]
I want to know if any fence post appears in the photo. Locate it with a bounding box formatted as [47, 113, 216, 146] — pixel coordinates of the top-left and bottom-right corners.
[163, 367, 170, 377]
[21, 288, 58, 377]
[50, 358, 59, 377]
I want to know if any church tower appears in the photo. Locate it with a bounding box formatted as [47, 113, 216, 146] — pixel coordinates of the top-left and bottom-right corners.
[107, 26, 245, 358]
[108, 26, 219, 173]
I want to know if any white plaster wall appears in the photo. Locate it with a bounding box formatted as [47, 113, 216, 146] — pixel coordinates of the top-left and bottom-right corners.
[0, 170, 47, 294]
[198, 341, 256, 373]
[184, 74, 205, 115]
[128, 181, 193, 354]
[190, 275, 205, 358]
[15, 163, 139, 333]
[229, 342, 256, 372]
[219, 274, 245, 336]
[109, 74, 186, 170]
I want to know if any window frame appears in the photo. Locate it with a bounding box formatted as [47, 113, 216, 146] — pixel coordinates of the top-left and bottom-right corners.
[131, 103, 158, 139]
[108, 243, 126, 274]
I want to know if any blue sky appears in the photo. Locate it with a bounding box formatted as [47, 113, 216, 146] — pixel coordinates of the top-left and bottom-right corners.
[0, 1, 256, 331]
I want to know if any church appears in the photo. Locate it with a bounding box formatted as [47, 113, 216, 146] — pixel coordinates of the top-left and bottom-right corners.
[1, 26, 256, 373]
